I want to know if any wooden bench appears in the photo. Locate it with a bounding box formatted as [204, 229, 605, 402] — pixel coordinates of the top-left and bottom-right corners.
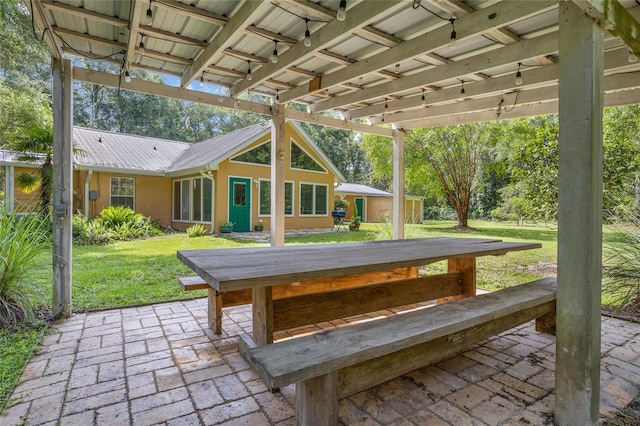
[239, 278, 557, 426]
[178, 267, 425, 334]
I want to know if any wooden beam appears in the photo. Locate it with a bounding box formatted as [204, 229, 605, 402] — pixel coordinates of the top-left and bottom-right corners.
[62, 47, 183, 77]
[280, 1, 557, 103]
[72, 67, 271, 115]
[144, 26, 207, 47]
[181, 1, 271, 87]
[30, 0, 63, 58]
[244, 25, 297, 46]
[223, 48, 268, 63]
[354, 26, 402, 48]
[316, 49, 356, 65]
[232, 1, 406, 97]
[572, 0, 640, 57]
[124, 0, 145, 69]
[154, 0, 228, 26]
[392, 129, 405, 240]
[347, 46, 635, 120]
[41, 0, 128, 27]
[270, 103, 286, 248]
[284, 109, 394, 137]
[312, 31, 559, 112]
[53, 26, 126, 49]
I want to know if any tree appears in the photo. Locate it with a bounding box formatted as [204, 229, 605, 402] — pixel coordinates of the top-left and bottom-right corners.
[408, 124, 490, 229]
[361, 133, 393, 191]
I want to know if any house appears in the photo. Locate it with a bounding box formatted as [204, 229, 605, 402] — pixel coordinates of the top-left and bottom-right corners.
[334, 183, 423, 224]
[1, 121, 346, 232]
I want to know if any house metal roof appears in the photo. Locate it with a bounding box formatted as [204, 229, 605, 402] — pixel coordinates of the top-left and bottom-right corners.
[166, 120, 271, 173]
[27, 1, 640, 133]
[73, 127, 190, 174]
[335, 183, 392, 197]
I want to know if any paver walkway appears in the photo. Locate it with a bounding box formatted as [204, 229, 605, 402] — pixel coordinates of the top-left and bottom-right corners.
[2, 298, 639, 425]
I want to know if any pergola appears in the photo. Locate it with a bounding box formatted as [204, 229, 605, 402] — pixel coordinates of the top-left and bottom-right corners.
[26, 0, 640, 424]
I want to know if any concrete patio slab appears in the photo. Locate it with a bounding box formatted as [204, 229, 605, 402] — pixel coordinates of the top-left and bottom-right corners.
[2, 298, 639, 425]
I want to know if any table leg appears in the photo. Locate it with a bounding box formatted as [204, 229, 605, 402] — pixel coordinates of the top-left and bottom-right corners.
[253, 286, 274, 345]
[208, 288, 223, 334]
[437, 257, 476, 304]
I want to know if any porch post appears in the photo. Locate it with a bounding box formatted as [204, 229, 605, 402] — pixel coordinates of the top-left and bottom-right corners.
[5, 165, 14, 213]
[392, 129, 405, 240]
[556, 3, 603, 424]
[270, 102, 286, 247]
[51, 57, 73, 318]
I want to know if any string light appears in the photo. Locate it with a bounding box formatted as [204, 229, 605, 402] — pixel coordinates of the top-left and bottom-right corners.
[459, 80, 465, 96]
[629, 51, 638, 63]
[276, 90, 280, 102]
[421, 88, 426, 107]
[448, 18, 457, 48]
[337, 0, 347, 21]
[384, 98, 388, 110]
[246, 61, 252, 81]
[515, 62, 523, 86]
[271, 40, 279, 64]
[125, 70, 131, 83]
[304, 18, 312, 47]
[145, 1, 153, 26]
[138, 34, 145, 55]
[412, 0, 421, 9]
[199, 72, 205, 88]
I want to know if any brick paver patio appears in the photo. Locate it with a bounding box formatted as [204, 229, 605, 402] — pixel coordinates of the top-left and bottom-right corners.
[2, 298, 639, 425]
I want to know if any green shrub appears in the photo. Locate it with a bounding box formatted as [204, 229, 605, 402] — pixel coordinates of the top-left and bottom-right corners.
[73, 207, 162, 245]
[0, 213, 50, 328]
[186, 224, 206, 237]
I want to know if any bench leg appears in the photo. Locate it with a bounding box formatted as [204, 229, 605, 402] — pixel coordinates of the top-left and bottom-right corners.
[536, 307, 556, 335]
[208, 289, 223, 334]
[296, 372, 338, 426]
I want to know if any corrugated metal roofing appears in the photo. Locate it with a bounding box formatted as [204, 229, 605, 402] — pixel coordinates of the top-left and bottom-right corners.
[73, 127, 189, 174]
[166, 121, 271, 173]
[335, 183, 391, 197]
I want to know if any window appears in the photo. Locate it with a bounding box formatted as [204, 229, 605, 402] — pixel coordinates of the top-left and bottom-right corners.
[231, 141, 271, 165]
[110, 177, 134, 209]
[259, 180, 293, 216]
[290, 141, 326, 172]
[300, 183, 328, 216]
[173, 177, 213, 222]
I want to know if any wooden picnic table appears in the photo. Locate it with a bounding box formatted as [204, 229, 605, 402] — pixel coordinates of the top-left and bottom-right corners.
[177, 237, 541, 345]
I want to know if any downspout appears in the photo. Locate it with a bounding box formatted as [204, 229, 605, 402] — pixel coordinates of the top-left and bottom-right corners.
[200, 170, 215, 233]
[84, 169, 93, 217]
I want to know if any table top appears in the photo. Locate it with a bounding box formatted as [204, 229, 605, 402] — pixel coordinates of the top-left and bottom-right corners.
[178, 237, 541, 292]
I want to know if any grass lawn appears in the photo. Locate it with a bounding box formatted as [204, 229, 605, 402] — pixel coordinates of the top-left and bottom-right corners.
[2, 220, 563, 413]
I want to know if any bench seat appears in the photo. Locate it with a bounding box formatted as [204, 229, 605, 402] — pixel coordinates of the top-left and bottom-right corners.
[240, 278, 556, 425]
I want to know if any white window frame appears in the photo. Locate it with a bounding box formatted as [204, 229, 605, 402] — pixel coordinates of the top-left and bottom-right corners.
[299, 182, 329, 216]
[229, 140, 272, 167]
[172, 176, 213, 223]
[110, 177, 135, 210]
[258, 179, 295, 217]
[290, 139, 327, 174]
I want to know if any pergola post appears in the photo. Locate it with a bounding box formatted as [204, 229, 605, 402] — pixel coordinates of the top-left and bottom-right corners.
[392, 129, 405, 240]
[51, 57, 73, 318]
[5, 166, 14, 213]
[270, 103, 286, 247]
[556, 3, 604, 424]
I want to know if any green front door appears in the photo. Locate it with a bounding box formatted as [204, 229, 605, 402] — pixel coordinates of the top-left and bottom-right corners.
[229, 177, 251, 232]
[355, 198, 364, 221]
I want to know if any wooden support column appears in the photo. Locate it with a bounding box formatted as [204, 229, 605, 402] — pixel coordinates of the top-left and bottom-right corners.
[51, 57, 73, 318]
[5, 166, 14, 213]
[556, 3, 604, 424]
[270, 102, 286, 247]
[392, 129, 405, 240]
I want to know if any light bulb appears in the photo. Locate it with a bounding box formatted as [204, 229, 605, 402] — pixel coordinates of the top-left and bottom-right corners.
[138, 41, 145, 55]
[629, 51, 638, 63]
[448, 30, 457, 48]
[304, 30, 311, 47]
[515, 71, 523, 86]
[145, 7, 153, 26]
[421, 90, 426, 107]
[247, 71, 252, 81]
[125, 71, 131, 83]
[337, 0, 346, 21]
[199, 74, 204, 88]
[271, 50, 278, 63]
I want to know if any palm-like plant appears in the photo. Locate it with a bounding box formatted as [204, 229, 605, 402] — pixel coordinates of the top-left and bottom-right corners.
[11, 123, 54, 212]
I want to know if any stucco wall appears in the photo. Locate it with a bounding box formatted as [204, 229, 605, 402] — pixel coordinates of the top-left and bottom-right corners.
[12, 166, 42, 212]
